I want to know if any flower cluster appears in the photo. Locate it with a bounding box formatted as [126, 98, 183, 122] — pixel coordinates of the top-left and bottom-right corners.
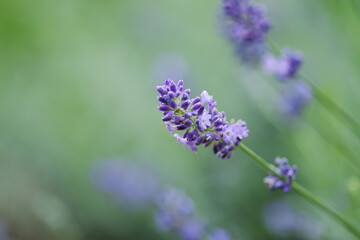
[222, 0, 271, 62]
[157, 78, 249, 159]
[155, 188, 231, 240]
[264, 157, 297, 193]
[262, 48, 303, 81]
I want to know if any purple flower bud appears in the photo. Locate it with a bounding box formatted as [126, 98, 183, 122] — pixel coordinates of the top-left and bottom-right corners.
[197, 105, 205, 115]
[170, 82, 177, 92]
[169, 100, 177, 109]
[192, 103, 201, 111]
[177, 124, 188, 130]
[158, 105, 171, 111]
[182, 93, 190, 101]
[177, 80, 184, 91]
[171, 115, 181, 124]
[156, 86, 168, 95]
[157, 96, 169, 104]
[168, 91, 175, 99]
[192, 97, 201, 106]
[184, 119, 193, 127]
[181, 100, 191, 109]
[162, 112, 173, 122]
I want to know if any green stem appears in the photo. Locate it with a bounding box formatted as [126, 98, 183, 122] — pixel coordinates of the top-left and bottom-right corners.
[238, 143, 360, 239]
[266, 38, 360, 144]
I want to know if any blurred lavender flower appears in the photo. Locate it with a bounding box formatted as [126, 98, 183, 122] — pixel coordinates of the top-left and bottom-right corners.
[180, 219, 205, 240]
[157, 78, 249, 159]
[155, 188, 195, 232]
[264, 157, 297, 193]
[208, 228, 231, 240]
[263, 200, 324, 239]
[222, 0, 271, 63]
[280, 81, 312, 119]
[155, 188, 231, 240]
[262, 48, 303, 81]
[153, 52, 189, 83]
[0, 221, 8, 240]
[91, 159, 158, 208]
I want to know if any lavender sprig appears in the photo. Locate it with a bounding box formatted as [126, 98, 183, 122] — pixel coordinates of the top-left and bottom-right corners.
[156, 80, 360, 237]
[237, 143, 360, 238]
[157, 78, 249, 159]
[264, 157, 297, 193]
[223, 0, 271, 62]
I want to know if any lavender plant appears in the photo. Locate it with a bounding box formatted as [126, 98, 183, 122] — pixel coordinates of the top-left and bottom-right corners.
[156, 79, 360, 238]
[157, 78, 249, 159]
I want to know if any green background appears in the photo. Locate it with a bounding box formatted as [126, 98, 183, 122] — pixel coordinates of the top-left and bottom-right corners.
[0, 0, 360, 239]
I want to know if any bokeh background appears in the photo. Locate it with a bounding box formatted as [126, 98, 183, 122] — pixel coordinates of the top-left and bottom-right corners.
[1, 0, 360, 239]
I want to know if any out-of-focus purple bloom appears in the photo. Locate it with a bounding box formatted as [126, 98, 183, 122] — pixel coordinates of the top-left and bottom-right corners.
[222, 0, 271, 63]
[264, 157, 297, 193]
[280, 81, 312, 119]
[208, 228, 231, 240]
[262, 48, 303, 81]
[91, 159, 158, 208]
[156, 79, 249, 159]
[263, 200, 324, 239]
[180, 219, 204, 240]
[155, 188, 195, 232]
[0, 221, 8, 240]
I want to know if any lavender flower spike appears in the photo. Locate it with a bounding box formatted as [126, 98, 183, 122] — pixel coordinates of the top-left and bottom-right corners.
[264, 157, 297, 193]
[156, 78, 249, 159]
[222, 0, 271, 62]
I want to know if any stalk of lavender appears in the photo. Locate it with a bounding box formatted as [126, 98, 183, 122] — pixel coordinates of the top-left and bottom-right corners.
[156, 79, 360, 238]
[238, 143, 360, 239]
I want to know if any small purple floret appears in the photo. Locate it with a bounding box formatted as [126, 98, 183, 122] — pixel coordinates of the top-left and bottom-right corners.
[264, 157, 297, 193]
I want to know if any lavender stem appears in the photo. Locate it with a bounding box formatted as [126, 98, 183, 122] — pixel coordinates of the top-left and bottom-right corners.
[238, 143, 360, 239]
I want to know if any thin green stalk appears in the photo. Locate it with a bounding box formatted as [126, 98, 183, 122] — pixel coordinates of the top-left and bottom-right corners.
[266, 38, 360, 144]
[238, 143, 360, 239]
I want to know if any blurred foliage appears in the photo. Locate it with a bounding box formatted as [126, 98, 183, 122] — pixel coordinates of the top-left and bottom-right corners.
[0, 0, 359, 239]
